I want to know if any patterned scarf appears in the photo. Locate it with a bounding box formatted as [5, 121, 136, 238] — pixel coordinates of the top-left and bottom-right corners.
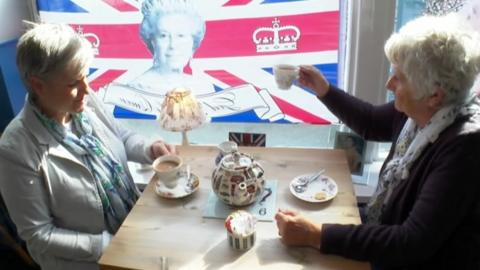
[367, 96, 480, 224]
[33, 107, 139, 233]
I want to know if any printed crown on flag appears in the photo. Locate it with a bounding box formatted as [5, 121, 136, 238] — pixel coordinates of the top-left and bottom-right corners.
[253, 18, 300, 53]
[76, 25, 100, 55]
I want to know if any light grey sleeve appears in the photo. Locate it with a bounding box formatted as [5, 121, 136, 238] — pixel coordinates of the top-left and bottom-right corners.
[0, 150, 104, 263]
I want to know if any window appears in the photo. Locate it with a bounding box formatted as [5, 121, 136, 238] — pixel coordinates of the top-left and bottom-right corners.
[30, 0, 401, 188]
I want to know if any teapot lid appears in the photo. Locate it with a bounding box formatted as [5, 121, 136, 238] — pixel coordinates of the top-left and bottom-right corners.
[221, 151, 252, 169]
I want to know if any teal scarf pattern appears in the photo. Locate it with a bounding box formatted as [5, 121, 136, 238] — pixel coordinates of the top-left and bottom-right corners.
[34, 108, 138, 233]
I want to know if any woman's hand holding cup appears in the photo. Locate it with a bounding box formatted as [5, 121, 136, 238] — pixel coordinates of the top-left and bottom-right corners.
[297, 65, 330, 98]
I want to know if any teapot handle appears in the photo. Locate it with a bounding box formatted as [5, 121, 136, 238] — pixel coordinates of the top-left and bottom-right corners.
[253, 162, 264, 178]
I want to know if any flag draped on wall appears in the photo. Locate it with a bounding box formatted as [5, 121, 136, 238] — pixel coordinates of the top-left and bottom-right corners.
[37, 0, 341, 124]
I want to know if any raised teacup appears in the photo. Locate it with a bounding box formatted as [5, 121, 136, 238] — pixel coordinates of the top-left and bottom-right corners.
[273, 64, 299, 90]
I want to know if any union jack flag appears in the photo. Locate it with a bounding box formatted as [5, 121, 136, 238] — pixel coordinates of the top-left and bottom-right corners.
[37, 0, 341, 124]
[229, 132, 266, 147]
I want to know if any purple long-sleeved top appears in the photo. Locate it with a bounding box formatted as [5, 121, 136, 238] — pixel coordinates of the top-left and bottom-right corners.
[319, 86, 480, 270]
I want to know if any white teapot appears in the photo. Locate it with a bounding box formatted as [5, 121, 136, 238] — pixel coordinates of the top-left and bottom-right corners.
[212, 150, 265, 206]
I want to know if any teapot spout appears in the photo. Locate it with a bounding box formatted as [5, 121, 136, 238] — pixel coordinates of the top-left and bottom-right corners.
[239, 182, 247, 190]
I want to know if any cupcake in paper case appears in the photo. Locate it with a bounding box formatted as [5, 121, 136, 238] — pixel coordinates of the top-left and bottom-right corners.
[225, 210, 257, 250]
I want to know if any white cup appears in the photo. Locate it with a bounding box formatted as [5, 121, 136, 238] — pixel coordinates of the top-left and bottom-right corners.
[225, 210, 257, 251]
[273, 64, 299, 90]
[153, 155, 183, 188]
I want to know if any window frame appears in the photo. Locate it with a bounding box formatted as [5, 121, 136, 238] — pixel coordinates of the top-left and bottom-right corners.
[342, 0, 396, 163]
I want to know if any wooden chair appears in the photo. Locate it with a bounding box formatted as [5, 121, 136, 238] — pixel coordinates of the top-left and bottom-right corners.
[0, 195, 39, 269]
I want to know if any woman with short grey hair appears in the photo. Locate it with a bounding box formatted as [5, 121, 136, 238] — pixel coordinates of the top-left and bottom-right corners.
[276, 14, 480, 270]
[384, 15, 479, 105]
[0, 23, 176, 270]
[16, 23, 94, 95]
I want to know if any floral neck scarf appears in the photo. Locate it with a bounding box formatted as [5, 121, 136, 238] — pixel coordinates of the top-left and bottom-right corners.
[367, 96, 480, 224]
[34, 107, 139, 233]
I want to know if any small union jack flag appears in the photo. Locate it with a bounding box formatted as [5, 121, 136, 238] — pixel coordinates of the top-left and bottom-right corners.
[229, 132, 266, 147]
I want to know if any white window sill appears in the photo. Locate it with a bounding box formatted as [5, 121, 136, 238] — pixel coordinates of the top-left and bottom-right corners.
[352, 161, 382, 204]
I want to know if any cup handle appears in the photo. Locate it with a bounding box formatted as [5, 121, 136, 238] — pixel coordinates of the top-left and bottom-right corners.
[185, 164, 191, 180]
[177, 164, 190, 178]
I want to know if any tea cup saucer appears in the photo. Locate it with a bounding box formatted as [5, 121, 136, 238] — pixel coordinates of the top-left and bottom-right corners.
[154, 172, 200, 199]
[289, 173, 338, 203]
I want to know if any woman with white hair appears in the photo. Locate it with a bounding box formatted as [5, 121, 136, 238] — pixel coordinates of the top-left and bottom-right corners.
[0, 23, 176, 270]
[276, 14, 480, 269]
[129, 0, 214, 95]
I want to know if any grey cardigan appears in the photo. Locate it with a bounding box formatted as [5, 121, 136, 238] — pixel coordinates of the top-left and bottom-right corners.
[0, 94, 153, 270]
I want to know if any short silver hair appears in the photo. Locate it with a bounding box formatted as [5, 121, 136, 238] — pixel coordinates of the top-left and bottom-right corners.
[384, 14, 480, 105]
[140, 0, 205, 54]
[16, 22, 94, 94]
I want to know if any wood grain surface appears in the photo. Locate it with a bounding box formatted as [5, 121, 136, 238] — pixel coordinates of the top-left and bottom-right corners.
[99, 145, 371, 270]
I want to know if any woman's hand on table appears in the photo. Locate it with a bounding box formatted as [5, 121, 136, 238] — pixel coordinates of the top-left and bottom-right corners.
[275, 209, 322, 250]
[150, 141, 177, 159]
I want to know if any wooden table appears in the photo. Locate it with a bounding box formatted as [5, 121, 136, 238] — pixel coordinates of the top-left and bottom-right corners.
[99, 145, 371, 270]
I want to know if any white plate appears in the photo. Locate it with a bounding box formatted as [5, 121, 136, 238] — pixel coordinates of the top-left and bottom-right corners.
[289, 174, 338, 203]
[154, 172, 200, 199]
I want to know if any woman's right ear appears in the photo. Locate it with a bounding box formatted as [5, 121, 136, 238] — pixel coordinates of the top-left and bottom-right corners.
[28, 76, 45, 97]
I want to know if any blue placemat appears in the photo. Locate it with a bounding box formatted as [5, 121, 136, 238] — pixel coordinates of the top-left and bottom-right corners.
[203, 180, 277, 222]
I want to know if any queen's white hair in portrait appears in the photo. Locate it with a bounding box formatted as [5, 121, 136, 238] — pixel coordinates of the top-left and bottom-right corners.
[384, 14, 480, 106]
[140, 0, 206, 54]
[16, 22, 94, 95]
